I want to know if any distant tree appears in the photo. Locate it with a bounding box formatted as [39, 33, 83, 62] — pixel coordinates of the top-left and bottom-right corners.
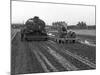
[77, 21, 87, 29]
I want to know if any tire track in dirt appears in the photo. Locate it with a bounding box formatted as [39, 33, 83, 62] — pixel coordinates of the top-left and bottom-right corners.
[39, 42, 78, 71]
[46, 40, 96, 69]
[11, 33, 44, 75]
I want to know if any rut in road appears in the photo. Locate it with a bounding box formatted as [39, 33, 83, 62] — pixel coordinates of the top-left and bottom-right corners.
[12, 33, 45, 74]
[36, 50, 59, 72]
[46, 40, 96, 69]
[39, 43, 79, 71]
[29, 41, 78, 72]
[11, 29, 20, 41]
[29, 40, 95, 72]
[29, 42, 60, 72]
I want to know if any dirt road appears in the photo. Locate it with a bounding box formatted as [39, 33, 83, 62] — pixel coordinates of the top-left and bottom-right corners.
[11, 32, 96, 75]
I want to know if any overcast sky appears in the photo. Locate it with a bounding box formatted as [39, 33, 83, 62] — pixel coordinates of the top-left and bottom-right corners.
[12, 1, 95, 25]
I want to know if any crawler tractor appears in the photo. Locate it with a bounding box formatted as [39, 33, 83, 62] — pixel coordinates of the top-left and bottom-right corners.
[21, 16, 48, 41]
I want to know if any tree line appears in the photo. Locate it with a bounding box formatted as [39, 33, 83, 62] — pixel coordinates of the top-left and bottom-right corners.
[52, 21, 96, 30]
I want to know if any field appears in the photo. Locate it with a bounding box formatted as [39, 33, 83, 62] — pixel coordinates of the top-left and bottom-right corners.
[73, 29, 96, 45]
[71, 29, 96, 36]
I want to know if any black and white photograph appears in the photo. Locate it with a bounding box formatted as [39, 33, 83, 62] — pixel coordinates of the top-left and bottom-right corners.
[11, 0, 96, 75]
